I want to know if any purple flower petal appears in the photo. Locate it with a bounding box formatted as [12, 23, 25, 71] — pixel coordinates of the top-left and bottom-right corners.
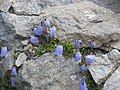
[55, 45, 63, 56]
[74, 40, 83, 49]
[50, 26, 57, 38]
[80, 65, 88, 73]
[85, 55, 95, 64]
[34, 26, 44, 36]
[75, 51, 82, 62]
[80, 79, 88, 90]
[30, 36, 39, 45]
[0, 47, 8, 57]
[11, 77, 15, 87]
[11, 66, 17, 76]
[44, 19, 51, 27]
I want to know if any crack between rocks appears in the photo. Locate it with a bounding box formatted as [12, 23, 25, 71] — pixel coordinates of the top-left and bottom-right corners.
[8, 6, 40, 16]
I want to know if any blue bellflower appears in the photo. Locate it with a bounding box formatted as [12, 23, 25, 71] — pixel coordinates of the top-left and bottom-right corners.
[11, 77, 15, 87]
[80, 79, 88, 90]
[50, 26, 57, 38]
[11, 66, 17, 76]
[74, 40, 83, 49]
[75, 51, 82, 63]
[30, 36, 39, 45]
[0, 47, 8, 57]
[80, 65, 88, 73]
[55, 45, 63, 56]
[85, 55, 95, 65]
[34, 26, 44, 36]
[44, 19, 51, 27]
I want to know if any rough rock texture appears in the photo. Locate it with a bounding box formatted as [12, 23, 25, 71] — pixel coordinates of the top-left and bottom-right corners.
[88, 49, 120, 84]
[39, 2, 120, 48]
[15, 53, 27, 67]
[111, 41, 120, 50]
[19, 53, 80, 90]
[1, 2, 120, 48]
[0, 52, 14, 75]
[1, 12, 41, 37]
[0, 13, 20, 48]
[103, 66, 120, 90]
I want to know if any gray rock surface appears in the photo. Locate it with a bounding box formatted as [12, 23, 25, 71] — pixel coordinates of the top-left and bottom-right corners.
[111, 41, 120, 50]
[0, 52, 14, 74]
[103, 66, 120, 90]
[19, 53, 80, 90]
[88, 49, 120, 84]
[0, 13, 20, 48]
[1, 2, 120, 48]
[39, 2, 120, 48]
[15, 53, 27, 67]
[1, 12, 41, 37]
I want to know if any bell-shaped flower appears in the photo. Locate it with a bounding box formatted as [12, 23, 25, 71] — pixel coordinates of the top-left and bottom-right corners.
[34, 25, 44, 36]
[55, 45, 63, 56]
[80, 78, 88, 90]
[88, 39, 96, 48]
[30, 36, 39, 45]
[50, 26, 57, 38]
[74, 40, 83, 49]
[75, 51, 82, 63]
[11, 77, 15, 87]
[80, 64, 88, 73]
[44, 18, 51, 27]
[11, 66, 17, 76]
[85, 54, 95, 65]
[0, 47, 8, 57]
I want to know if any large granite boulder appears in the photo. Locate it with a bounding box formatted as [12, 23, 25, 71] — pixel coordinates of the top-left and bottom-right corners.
[103, 66, 120, 90]
[88, 49, 120, 84]
[18, 53, 80, 90]
[1, 2, 120, 48]
[39, 2, 120, 48]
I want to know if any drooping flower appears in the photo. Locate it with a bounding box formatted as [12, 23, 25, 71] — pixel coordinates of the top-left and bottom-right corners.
[80, 78, 88, 90]
[30, 36, 39, 45]
[43, 18, 51, 28]
[34, 25, 44, 36]
[55, 45, 63, 56]
[74, 40, 83, 49]
[11, 77, 15, 87]
[85, 54, 95, 65]
[75, 51, 82, 63]
[80, 64, 88, 73]
[50, 26, 57, 38]
[11, 66, 17, 76]
[0, 47, 8, 57]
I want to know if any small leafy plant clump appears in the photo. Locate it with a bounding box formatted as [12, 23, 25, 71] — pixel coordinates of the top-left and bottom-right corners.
[35, 37, 75, 57]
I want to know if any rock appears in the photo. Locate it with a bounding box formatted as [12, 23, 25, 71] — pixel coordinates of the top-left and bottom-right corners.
[18, 53, 80, 90]
[15, 53, 27, 67]
[0, 13, 20, 48]
[0, 52, 14, 74]
[1, 12, 41, 37]
[107, 49, 120, 63]
[0, 0, 12, 12]
[21, 40, 29, 46]
[2, 2, 120, 48]
[103, 66, 120, 90]
[88, 49, 120, 84]
[23, 44, 32, 51]
[111, 41, 120, 50]
[38, 2, 120, 48]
